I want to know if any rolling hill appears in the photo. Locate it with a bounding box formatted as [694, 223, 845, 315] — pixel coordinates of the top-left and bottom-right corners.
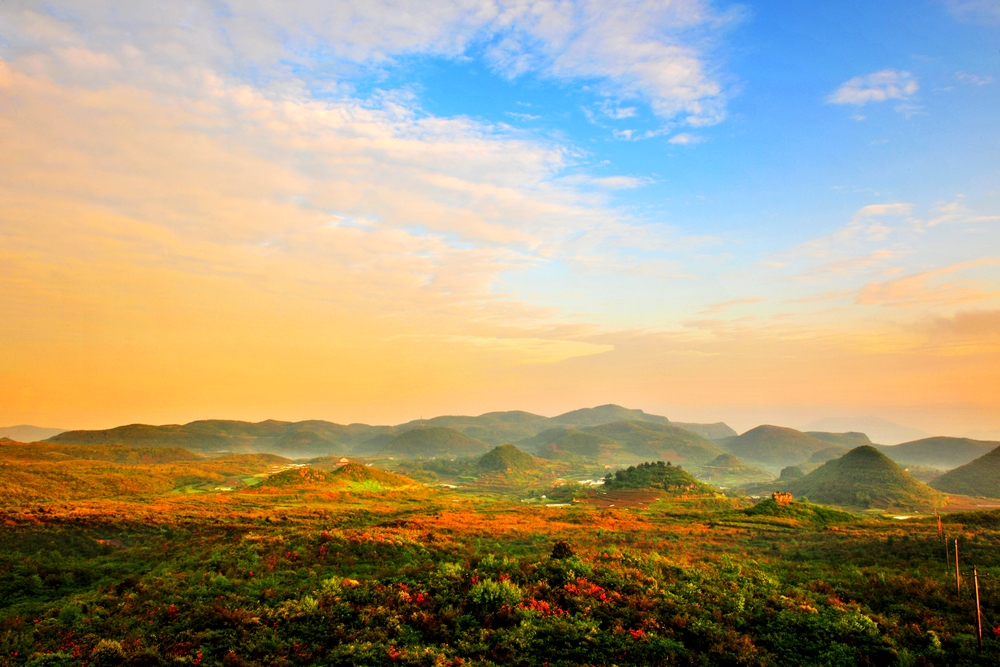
[376, 427, 491, 459]
[41, 405, 736, 459]
[806, 432, 871, 448]
[672, 422, 738, 441]
[930, 446, 1000, 498]
[785, 446, 942, 508]
[718, 425, 836, 472]
[875, 437, 1000, 470]
[695, 453, 772, 487]
[477, 444, 540, 472]
[0, 425, 65, 441]
[0, 441, 201, 464]
[518, 420, 722, 464]
[261, 463, 414, 489]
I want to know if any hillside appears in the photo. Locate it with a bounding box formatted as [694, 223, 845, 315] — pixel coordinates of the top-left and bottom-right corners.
[604, 461, 711, 493]
[376, 427, 491, 459]
[718, 425, 836, 472]
[806, 432, 871, 448]
[528, 429, 623, 461]
[931, 445, 1000, 498]
[0, 441, 201, 464]
[785, 446, 942, 508]
[875, 437, 1000, 470]
[695, 453, 772, 487]
[0, 425, 65, 441]
[477, 444, 540, 472]
[672, 422, 738, 441]
[550, 405, 670, 427]
[397, 411, 551, 445]
[582, 421, 723, 463]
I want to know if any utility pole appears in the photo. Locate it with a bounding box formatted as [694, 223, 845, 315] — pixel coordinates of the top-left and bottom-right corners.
[974, 566, 983, 651]
[955, 539, 961, 596]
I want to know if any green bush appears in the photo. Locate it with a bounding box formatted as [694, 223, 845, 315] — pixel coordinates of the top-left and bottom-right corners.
[468, 579, 522, 612]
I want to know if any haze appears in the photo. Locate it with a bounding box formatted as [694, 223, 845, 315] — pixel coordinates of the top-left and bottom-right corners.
[1, 1, 998, 435]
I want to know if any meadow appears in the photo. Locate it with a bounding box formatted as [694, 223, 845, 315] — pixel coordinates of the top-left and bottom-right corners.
[2, 447, 1000, 666]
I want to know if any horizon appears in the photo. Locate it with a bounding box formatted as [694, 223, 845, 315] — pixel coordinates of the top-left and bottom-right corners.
[2, 1, 999, 436]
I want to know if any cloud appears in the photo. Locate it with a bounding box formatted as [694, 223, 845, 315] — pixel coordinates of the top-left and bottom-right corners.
[943, 0, 1000, 24]
[855, 258, 1000, 307]
[827, 70, 918, 106]
[668, 132, 705, 145]
[955, 71, 995, 86]
[926, 198, 1000, 227]
[0, 1, 734, 127]
[700, 297, 766, 315]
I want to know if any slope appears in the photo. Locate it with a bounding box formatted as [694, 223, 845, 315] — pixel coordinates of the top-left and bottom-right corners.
[930, 446, 1000, 498]
[718, 425, 836, 472]
[604, 461, 712, 493]
[785, 446, 942, 508]
[696, 453, 772, 487]
[806, 432, 871, 448]
[477, 444, 540, 472]
[550, 405, 670, 427]
[376, 427, 491, 459]
[875, 437, 1000, 471]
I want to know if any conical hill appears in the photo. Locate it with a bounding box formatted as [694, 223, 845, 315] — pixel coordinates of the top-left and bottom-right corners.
[477, 444, 539, 472]
[785, 445, 941, 508]
[931, 445, 1000, 498]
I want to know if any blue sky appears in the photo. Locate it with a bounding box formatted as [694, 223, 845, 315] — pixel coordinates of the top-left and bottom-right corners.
[1, 0, 999, 433]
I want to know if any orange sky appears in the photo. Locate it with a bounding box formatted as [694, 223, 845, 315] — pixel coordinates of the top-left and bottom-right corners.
[1, 5, 999, 436]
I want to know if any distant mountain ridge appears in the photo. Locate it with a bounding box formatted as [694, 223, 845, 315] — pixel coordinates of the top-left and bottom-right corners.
[0, 425, 66, 442]
[46, 405, 734, 460]
[875, 437, 1000, 471]
[930, 446, 1000, 498]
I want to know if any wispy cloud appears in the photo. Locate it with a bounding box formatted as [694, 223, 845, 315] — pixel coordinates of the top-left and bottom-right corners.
[855, 258, 1000, 307]
[827, 70, 918, 106]
[700, 297, 766, 315]
[668, 133, 706, 145]
[955, 71, 995, 86]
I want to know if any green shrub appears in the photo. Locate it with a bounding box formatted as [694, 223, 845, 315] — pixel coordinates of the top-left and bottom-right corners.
[468, 579, 522, 612]
[91, 639, 127, 667]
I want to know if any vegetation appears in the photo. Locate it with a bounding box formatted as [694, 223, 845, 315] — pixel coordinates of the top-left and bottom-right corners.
[695, 453, 772, 487]
[785, 446, 943, 509]
[7, 431, 1000, 665]
[718, 425, 838, 472]
[476, 445, 539, 473]
[932, 445, 1000, 498]
[603, 461, 711, 492]
[377, 427, 491, 459]
[875, 437, 1000, 471]
[805, 432, 872, 447]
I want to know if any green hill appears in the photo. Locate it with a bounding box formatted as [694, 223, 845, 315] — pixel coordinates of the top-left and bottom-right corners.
[376, 427, 491, 459]
[809, 446, 849, 463]
[604, 461, 711, 493]
[930, 446, 1000, 498]
[672, 422, 738, 441]
[778, 466, 805, 481]
[477, 444, 540, 472]
[262, 463, 414, 489]
[397, 411, 551, 446]
[528, 429, 623, 461]
[806, 432, 871, 447]
[582, 421, 723, 464]
[875, 437, 1000, 470]
[696, 453, 772, 487]
[718, 425, 836, 472]
[0, 442, 201, 464]
[785, 446, 942, 508]
[550, 405, 670, 427]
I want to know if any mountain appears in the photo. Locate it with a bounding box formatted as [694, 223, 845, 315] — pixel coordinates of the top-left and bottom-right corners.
[809, 447, 849, 463]
[477, 444, 540, 472]
[785, 446, 942, 508]
[801, 416, 927, 445]
[718, 425, 836, 472]
[930, 446, 1000, 498]
[376, 427, 491, 459]
[550, 404, 671, 427]
[695, 453, 772, 487]
[806, 432, 871, 448]
[518, 420, 722, 464]
[875, 437, 1000, 470]
[0, 425, 66, 441]
[396, 411, 551, 446]
[672, 422, 738, 441]
[525, 428, 623, 461]
[0, 441, 201, 464]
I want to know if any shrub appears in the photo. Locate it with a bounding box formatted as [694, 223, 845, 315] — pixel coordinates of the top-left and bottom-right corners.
[468, 579, 522, 612]
[91, 639, 127, 667]
[550, 540, 575, 559]
[26, 653, 73, 667]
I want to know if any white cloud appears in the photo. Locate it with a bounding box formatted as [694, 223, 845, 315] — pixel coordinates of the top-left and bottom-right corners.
[0, 0, 734, 127]
[827, 70, 918, 106]
[955, 71, 995, 86]
[943, 0, 1000, 24]
[668, 132, 705, 145]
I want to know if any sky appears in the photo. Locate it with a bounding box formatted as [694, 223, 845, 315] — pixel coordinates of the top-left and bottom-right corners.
[1, 0, 999, 435]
